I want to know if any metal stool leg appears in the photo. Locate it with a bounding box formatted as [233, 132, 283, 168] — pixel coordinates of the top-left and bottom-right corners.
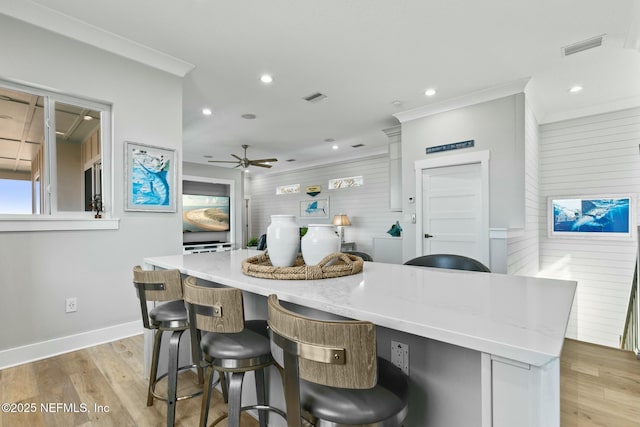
[199, 365, 216, 427]
[166, 330, 183, 427]
[147, 329, 163, 406]
[219, 371, 229, 403]
[255, 368, 268, 427]
[227, 372, 245, 427]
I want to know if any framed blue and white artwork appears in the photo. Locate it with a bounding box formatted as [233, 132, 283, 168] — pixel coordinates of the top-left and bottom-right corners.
[125, 141, 177, 212]
[299, 198, 329, 218]
[548, 194, 634, 239]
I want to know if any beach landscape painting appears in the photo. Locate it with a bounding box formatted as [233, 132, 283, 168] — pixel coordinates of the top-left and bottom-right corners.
[182, 194, 230, 232]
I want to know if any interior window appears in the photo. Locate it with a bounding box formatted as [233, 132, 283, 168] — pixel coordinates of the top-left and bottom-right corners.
[0, 84, 107, 216]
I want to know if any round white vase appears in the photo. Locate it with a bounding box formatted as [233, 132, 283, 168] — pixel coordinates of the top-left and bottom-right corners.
[301, 224, 341, 265]
[266, 215, 300, 267]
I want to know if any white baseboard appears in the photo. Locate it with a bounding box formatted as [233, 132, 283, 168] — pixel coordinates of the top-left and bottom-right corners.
[0, 321, 143, 370]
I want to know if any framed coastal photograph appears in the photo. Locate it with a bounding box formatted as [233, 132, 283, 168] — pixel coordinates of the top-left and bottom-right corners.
[125, 141, 177, 212]
[548, 194, 633, 239]
[299, 198, 329, 218]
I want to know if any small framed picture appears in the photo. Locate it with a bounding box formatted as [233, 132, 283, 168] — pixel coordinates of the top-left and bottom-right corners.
[299, 198, 329, 218]
[548, 194, 634, 239]
[124, 141, 177, 212]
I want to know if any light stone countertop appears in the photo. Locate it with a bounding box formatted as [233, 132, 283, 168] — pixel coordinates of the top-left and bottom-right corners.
[144, 249, 576, 367]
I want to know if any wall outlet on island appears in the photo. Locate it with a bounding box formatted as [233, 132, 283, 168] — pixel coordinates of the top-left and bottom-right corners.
[391, 341, 409, 375]
[65, 297, 77, 313]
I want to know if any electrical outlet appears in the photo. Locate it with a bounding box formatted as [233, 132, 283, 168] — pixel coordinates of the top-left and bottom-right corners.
[391, 341, 409, 375]
[65, 297, 77, 313]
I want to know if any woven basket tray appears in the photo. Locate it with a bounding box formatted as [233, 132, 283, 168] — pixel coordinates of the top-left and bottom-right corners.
[242, 252, 364, 280]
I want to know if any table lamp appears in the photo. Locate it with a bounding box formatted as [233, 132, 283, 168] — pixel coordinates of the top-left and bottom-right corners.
[332, 214, 351, 244]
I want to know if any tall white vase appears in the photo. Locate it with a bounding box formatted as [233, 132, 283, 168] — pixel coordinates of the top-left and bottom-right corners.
[301, 224, 340, 265]
[266, 215, 300, 267]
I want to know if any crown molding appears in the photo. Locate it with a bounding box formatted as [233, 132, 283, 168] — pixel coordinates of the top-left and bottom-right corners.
[1, 0, 195, 77]
[394, 77, 531, 123]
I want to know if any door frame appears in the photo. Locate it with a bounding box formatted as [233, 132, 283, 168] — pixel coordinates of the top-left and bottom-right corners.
[414, 150, 490, 264]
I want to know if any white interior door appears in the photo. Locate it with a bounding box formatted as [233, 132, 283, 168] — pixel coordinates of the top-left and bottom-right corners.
[421, 162, 485, 261]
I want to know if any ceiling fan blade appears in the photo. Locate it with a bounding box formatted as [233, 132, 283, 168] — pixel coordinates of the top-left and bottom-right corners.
[231, 154, 243, 161]
[250, 158, 278, 163]
[251, 162, 273, 168]
[208, 160, 241, 164]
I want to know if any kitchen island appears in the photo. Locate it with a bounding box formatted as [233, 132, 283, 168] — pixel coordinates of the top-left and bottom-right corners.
[144, 249, 576, 427]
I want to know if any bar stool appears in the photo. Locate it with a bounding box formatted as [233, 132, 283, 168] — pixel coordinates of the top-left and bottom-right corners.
[183, 276, 286, 427]
[267, 294, 409, 427]
[132, 266, 202, 427]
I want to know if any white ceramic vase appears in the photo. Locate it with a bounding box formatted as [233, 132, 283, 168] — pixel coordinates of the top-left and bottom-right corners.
[266, 215, 300, 267]
[301, 224, 341, 265]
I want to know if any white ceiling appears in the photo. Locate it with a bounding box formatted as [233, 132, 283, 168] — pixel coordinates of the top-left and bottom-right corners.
[5, 0, 640, 174]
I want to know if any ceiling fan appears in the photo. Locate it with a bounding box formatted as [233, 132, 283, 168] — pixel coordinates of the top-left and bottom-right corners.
[208, 144, 278, 169]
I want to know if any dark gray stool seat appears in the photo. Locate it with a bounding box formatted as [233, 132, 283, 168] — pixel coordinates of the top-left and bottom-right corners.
[300, 357, 408, 425]
[200, 320, 273, 366]
[404, 253, 491, 272]
[149, 299, 190, 326]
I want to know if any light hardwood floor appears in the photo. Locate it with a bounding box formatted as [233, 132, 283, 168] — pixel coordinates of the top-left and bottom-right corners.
[560, 339, 640, 427]
[0, 336, 638, 426]
[0, 335, 257, 427]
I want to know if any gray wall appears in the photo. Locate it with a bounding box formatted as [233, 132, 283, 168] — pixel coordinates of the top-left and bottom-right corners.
[400, 94, 526, 261]
[0, 16, 183, 357]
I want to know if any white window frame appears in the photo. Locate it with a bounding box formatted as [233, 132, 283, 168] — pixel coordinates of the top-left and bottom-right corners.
[0, 80, 118, 231]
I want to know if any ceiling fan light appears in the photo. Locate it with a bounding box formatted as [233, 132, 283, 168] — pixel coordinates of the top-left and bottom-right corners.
[202, 108, 212, 116]
[260, 74, 273, 84]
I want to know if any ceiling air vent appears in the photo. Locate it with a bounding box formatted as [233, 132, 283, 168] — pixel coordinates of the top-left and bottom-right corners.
[303, 92, 328, 103]
[351, 144, 365, 148]
[562, 34, 605, 56]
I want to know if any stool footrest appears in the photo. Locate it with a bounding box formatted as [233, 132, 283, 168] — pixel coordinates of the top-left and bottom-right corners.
[150, 363, 203, 402]
[207, 404, 287, 427]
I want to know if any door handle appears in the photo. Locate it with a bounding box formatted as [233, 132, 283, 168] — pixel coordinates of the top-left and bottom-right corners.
[424, 234, 433, 238]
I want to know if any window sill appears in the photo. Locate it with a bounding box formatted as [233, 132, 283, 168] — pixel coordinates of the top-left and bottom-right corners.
[0, 216, 120, 232]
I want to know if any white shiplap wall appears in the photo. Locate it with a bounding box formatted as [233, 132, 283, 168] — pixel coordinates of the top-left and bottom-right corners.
[507, 101, 540, 276]
[538, 107, 640, 347]
[246, 155, 403, 257]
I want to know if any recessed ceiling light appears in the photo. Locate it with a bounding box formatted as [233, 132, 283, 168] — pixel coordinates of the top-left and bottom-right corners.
[203, 155, 213, 158]
[55, 131, 65, 135]
[332, 145, 339, 150]
[202, 108, 212, 116]
[391, 100, 403, 106]
[260, 74, 273, 84]
[241, 113, 257, 120]
[424, 88, 437, 97]
[569, 85, 583, 93]
[83, 115, 93, 121]
[324, 138, 335, 142]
